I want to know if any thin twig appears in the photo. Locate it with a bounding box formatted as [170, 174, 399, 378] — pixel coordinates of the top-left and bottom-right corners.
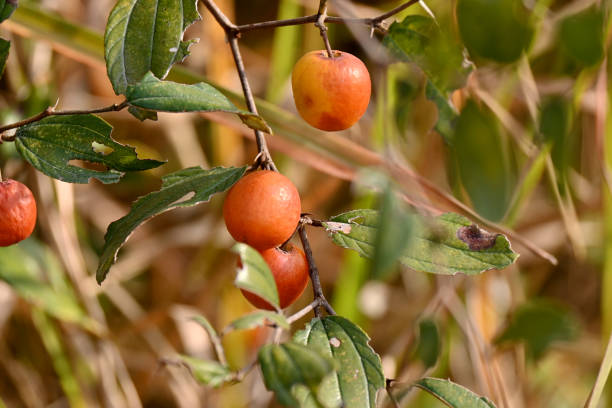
[0, 100, 129, 137]
[386, 379, 401, 408]
[287, 299, 321, 324]
[298, 224, 335, 317]
[584, 332, 612, 408]
[316, 0, 334, 58]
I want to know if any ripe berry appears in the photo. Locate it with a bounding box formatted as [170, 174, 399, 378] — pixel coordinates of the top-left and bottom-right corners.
[0, 179, 37, 247]
[291, 50, 371, 131]
[223, 170, 301, 250]
[241, 244, 309, 310]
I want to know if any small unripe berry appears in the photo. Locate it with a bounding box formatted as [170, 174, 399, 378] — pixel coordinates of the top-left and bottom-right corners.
[223, 170, 301, 250]
[241, 244, 309, 310]
[0, 179, 37, 247]
[292, 50, 371, 131]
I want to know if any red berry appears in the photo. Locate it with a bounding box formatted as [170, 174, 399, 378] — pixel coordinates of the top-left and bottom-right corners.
[223, 171, 301, 250]
[241, 244, 309, 310]
[0, 179, 37, 247]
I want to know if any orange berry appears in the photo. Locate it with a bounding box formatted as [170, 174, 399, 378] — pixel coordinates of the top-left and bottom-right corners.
[0, 179, 37, 247]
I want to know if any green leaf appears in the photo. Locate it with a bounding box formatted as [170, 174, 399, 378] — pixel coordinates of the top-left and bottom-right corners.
[0, 38, 9, 78]
[190, 314, 220, 342]
[560, 6, 604, 67]
[384, 14, 470, 92]
[104, 0, 200, 95]
[457, 0, 533, 63]
[540, 97, 573, 179]
[96, 166, 246, 283]
[414, 378, 496, 408]
[225, 311, 289, 332]
[371, 184, 414, 281]
[325, 210, 518, 275]
[259, 342, 335, 407]
[232, 243, 280, 310]
[293, 316, 385, 408]
[0, 240, 100, 333]
[0, 0, 17, 23]
[451, 100, 515, 221]
[414, 320, 440, 369]
[127, 105, 158, 121]
[180, 355, 232, 387]
[125, 72, 271, 132]
[495, 299, 579, 360]
[14, 114, 164, 184]
[425, 80, 457, 144]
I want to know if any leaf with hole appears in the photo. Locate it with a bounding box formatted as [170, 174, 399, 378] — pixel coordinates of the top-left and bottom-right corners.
[415, 378, 496, 408]
[258, 342, 335, 407]
[104, 0, 200, 95]
[96, 166, 246, 284]
[233, 243, 279, 311]
[293, 316, 384, 408]
[126, 72, 271, 132]
[180, 355, 232, 387]
[325, 210, 518, 275]
[15, 114, 164, 184]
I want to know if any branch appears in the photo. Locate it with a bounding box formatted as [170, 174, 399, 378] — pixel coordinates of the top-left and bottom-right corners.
[298, 224, 335, 317]
[0, 100, 129, 139]
[200, 0, 277, 171]
[234, 0, 420, 34]
[316, 0, 334, 58]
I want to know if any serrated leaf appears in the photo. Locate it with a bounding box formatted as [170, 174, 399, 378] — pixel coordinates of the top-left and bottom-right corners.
[14, 114, 164, 184]
[0, 38, 9, 78]
[104, 0, 200, 95]
[225, 311, 289, 332]
[125, 72, 271, 132]
[384, 14, 470, 92]
[415, 378, 496, 408]
[232, 243, 279, 310]
[325, 210, 518, 275]
[0, 0, 17, 23]
[414, 320, 440, 369]
[293, 316, 384, 408]
[180, 355, 232, 387]
[457, 0, 533, 63]
[560, 6, 604, 67]
[495, 299, 579, 359]
[96, 166, 246, 283]
[259, 342, 335, 407]
[0, 240, 100, 333]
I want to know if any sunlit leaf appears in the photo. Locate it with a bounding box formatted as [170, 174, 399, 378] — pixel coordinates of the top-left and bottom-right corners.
[232, 243, 279, 310]
[126, 72, 271, 132]
[180, 355, 232, 387]
[226, 311, 289, 332]
[415, 378, 496, 408]
[495, 299, 579, 359]
[325, 210, 518, 275]
[104, 0, 200, 95]
[457, 0, 533, 63]
[294, 316, 384, 408]
[259, 342, 335, 407]
[15, 114, 164, 184]
[96, 166, 246, 283]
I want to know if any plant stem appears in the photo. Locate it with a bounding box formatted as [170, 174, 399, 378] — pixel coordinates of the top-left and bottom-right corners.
[201, 0, 277, 171]
[298, 224, 335, 317]
[585, 332, 612, 408]
[287, 299, 320, 324]
[0, 100, 129, 137]
[316, 0, 334, 58]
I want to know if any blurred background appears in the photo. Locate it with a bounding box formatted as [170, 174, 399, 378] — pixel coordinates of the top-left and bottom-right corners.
[0, 0, 610, 407]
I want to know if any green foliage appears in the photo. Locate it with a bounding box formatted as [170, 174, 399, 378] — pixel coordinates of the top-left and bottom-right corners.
[14, 114, 164, 184]
[414, 378, 496, 408]
[451, 101, 515, 221]
[226, 311, 289, 332]
[258, 342, 335, 408]
[0, 38, 9, 77]
[233, 243, 280, 310]
[0, 0, 17, 23]
[539, 97, 573, 179]
[325, 210, 518, 276]
[96, 166, 246, 283]
[559, 6, 604, 67]
[293, 316, 385, 408]
[425, 80, 458, 144]
[126, 72, 271, 132]
[457, 0, 533, 63]
[104, 0, 199, 95]
[495, 299, 579, 359]
[414, 319, 441, 369]
[180, 355, 232, 387]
